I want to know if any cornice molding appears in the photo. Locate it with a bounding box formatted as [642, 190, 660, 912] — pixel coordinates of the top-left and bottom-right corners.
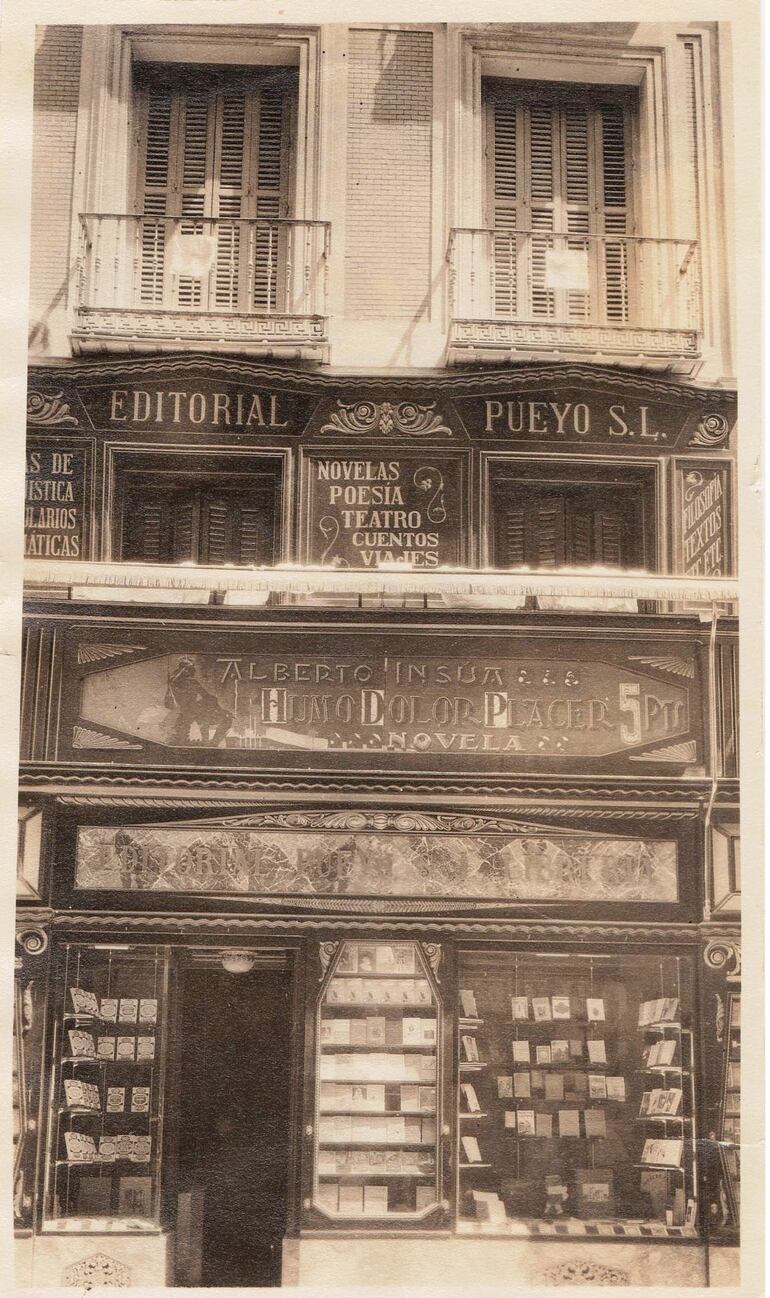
[22, 771, 710, 802]
[50, 912, 699, 944]
[27, 357, 736, 404]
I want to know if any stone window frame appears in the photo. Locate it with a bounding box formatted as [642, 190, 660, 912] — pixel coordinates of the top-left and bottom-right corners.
[446, 23, 731, 374]
[67, 25, 326, 317]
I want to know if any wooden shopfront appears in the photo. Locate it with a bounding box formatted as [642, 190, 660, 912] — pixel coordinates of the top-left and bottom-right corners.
[15, 592, 739, 1288]
[15, 354, 738, 1287]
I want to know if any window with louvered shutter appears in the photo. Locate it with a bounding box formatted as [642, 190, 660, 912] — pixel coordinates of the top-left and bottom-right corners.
[485, 82, 633, 324]
[120, 480, 277, 566]
[492, 480, 646, 570]
[135, 66, 294, 313]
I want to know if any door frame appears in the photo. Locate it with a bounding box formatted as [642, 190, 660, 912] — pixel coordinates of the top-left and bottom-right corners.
[161, 939, 306, 1284]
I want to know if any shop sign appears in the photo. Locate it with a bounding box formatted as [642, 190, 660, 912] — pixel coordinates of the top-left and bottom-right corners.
[45, 379, 317, 436]
[676, 464, 731, 576]
[25, 442, 88, 559]
[69, 638, 697, 764]
[454, 387, 735, 450]
[304, 453, 465, 567]
[75, 825, 678, 903]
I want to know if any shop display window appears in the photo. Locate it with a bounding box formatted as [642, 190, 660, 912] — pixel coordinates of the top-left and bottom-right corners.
[313, 940, 441, 1221]
[456, 950, 697, 1239]
[43, 943, 169, 1233]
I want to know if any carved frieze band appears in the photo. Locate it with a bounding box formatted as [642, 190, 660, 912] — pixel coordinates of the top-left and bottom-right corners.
[54, 796, 700, 821]
[52, 914, 699, 944]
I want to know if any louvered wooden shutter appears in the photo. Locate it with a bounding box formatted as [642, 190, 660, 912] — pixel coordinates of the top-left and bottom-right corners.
[171, 495, 197, 563]
[253, 88, 291, 312]
[136, 69, 292, 313]
[489, 97, 519, 316]
[496, 505, 526, 566]
[487, 85, 631, 324]
[122, 493, 168, 562]
[493, 486, 636, 569]
[532, 495, 567, 567]
[199, 489, 274, 566]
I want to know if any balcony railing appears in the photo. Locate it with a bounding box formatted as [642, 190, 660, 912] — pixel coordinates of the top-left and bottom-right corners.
[72, 214, 331, 359]
[446, 229, 702, 372]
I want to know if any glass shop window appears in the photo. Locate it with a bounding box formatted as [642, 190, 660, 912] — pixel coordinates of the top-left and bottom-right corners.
[456, 950, 698, 1240]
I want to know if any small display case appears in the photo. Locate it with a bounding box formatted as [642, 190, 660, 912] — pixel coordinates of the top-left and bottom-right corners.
[312, 940, 442, 1222]
[455, 950, 698, 1239]
[43, 943, 169, 1233]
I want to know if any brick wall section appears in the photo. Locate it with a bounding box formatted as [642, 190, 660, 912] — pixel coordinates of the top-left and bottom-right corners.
[29, 26, 82, 347]
[345, 29, 433, 320]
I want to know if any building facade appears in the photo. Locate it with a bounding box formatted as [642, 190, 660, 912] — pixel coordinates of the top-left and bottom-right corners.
[16, 22, 740, 1290]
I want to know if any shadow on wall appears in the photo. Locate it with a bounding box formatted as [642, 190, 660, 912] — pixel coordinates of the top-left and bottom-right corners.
[28, 25, 83, 356]
[371, 29, 431, 124]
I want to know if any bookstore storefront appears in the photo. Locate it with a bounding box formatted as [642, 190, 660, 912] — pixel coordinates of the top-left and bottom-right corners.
[16, 602, 740, 1288]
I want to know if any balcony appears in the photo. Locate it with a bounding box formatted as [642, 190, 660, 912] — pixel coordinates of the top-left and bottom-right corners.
[446, 230, 702, 374]
[72, 214, 331, 361]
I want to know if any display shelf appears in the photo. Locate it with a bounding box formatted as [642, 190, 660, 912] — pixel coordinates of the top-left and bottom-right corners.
[312, 940, 441, 1223]
[43, 943, 168, 1233]
[456, 951, 700, 1236]
[319, 1170, 433, 1179]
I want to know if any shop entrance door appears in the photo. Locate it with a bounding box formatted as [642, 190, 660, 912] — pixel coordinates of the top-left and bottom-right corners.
[171, 953, 293, 1287]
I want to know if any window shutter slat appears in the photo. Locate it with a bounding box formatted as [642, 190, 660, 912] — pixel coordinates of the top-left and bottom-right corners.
[172, 497, 196, 563]
[595, 511, 624, 566]
[499, 506, 525, 566]
[534, 497, 566, 567]
[492, 97, 519, 317]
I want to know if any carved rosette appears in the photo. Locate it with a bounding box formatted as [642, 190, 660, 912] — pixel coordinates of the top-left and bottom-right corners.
[542, 1261, 630, 1286]
[704, 936, 741, 981]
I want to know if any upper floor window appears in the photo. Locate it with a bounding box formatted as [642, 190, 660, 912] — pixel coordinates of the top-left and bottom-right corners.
[134, 64, 296, 314]
[484, 80, 633, 326]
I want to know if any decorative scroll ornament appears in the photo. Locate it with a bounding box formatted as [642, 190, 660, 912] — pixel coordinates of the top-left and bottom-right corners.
[628, 655, 695, 680]
[77, 643, 146, 665]
[16, 925, 49, 957]
[27, 391, 79, 427]
[320, 399, 452, 438]
[62, 1254, 131, 1289]
[189, 809, 545, 835]
[413, 466, 446, 523]
[689, 412, 729, 447]
[318, 516, 348, 566]
[629, 739, 697, 764]
[704, 936, 741, 981]
[319, 941, 340, 977]
[683, 469, 706, 501]
[543, 1261, 630, 1286]
[72, 726, 142, 751]
[421, 942, 442, 981]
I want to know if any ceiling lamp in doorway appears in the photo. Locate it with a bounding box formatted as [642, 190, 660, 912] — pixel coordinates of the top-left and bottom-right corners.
[221, 951, 256, 974]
